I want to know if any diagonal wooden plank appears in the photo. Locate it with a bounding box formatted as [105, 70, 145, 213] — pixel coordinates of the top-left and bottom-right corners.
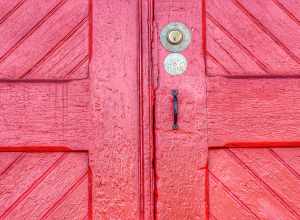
[210, 37, 246, 72]
[39, 171, 88, 220]
[206, 13, 270, 73]
[29, 36, 86, 79]
[207, 51, 232, 75]
[272, 0, 300, 25]
[63, 55, 89, 79]
[0, 0, 27, 25]
[0, 0, 68, 64]
[0, 153, 67, 219]
[232, 0, 300, 64]
[272, 148, 300, 175]
[209, 170, 261, 220]
[0, 153, 25, 177]
[19, 16, 88, 79]
[226, 149, 300, 219]
[269, 149, 300, 180]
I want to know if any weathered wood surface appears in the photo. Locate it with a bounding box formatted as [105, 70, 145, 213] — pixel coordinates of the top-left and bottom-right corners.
[0, 0, 299, 219]
[90, 0, 142, 219]
[0, 152, 89, 219]
[209, 147, 300, 220]
[154, 0, 207, 219]
[206, 1, 300, 219]
[206, 0, 300, 76]
[0, 0, 89, 80]
[207, 77, 300, 146]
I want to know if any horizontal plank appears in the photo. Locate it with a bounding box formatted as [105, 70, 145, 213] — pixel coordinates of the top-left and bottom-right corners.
[208, 77, 300, 146]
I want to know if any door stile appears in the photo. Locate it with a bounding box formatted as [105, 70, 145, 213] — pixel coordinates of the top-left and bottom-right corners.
[137, 0, 156, 219]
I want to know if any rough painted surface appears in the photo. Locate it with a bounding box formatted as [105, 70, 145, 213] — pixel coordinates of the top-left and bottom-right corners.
[154, 0, 207, 219]
[206, 0, 300, 76]
[0, 152, 89, 219]
[0, 0, 300, 219]
[207, 77, 300, 146]
[89, 0, 141, 219]
[0, 81, 92, 148]
[0, 0, 89, 80]
[206, 1, 300, 219]
[209, 147, 300, 220]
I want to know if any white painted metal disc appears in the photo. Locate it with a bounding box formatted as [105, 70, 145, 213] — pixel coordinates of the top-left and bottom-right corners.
[164, 53, 187, 76]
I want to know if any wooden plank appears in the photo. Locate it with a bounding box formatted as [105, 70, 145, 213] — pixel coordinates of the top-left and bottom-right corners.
[89, 0, 141, 218]
[208, 77, 300, 146]
[42, 176, 89, 220]
[0, 81, 92, 149]
[272, 148, 300, 176]
[271, 0, 300, 25]
[0, 153, 62, 215]
[0, 152, 23, 175]
[209, 172, 259, 220]
[206, 0, 300, 76]
[209, 149, 300, 220]
[154, 0, 207, 219]
[0, 152, 89, 219]
[0, 0, 89, 80]
[231, 148, 300, 214]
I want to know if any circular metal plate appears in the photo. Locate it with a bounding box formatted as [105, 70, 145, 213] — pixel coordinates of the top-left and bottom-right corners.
[160, 22, 192, 52]
[164, 53, 187, 76]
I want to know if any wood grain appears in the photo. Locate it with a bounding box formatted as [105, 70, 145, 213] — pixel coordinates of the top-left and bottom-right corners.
[154, 0, 207, 219]
[0, 0, 89, 80]
[0, 152, 89, 219]
[209, 148, 300, 220]
[206, 0, 300, 76]
[207, 77, 300, 146]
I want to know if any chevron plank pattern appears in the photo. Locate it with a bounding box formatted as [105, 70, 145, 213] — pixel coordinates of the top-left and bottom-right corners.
[206, 0, 300, 76]
[0, 152, 89, 219]
[209, 147, 300, 220]
[0, 0, 89, 80]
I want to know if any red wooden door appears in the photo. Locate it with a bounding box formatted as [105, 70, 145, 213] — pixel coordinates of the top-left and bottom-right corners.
[0, 0, 299, 220]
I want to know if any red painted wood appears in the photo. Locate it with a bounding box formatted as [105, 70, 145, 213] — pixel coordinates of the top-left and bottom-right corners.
[207, 78, 300, 146]
[209, 147, 300, 220]
[206, 0, 300, 76]
[90, 1, 142, 219]
[0, 0, 89, 80]
[154, 0, 207, 219]
[0, 0, 299, 219]
[0, 152, 89, 219]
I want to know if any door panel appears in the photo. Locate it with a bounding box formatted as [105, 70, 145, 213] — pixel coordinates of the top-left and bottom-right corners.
[206, 0, 300, 76]
[0, 0, 89, 80]
[0, 152, 90, 219]
[209, 147, 300, 220]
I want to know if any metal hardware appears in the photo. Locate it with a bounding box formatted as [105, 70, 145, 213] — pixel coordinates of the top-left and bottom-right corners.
[167, 29, 183, 45]
[172, 89, 178, 130]
[164, 53, 187, 76]
[160, 22, 191, 52]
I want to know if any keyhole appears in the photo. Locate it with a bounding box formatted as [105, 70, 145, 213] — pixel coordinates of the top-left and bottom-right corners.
[167, 30, 183, 45]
